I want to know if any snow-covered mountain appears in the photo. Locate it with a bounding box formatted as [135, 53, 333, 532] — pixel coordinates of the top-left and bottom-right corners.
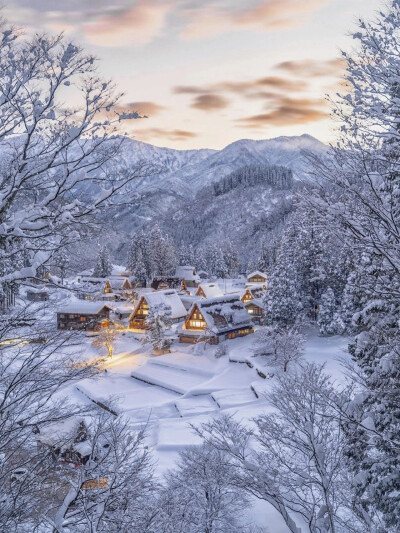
[110, 133, 326, 232]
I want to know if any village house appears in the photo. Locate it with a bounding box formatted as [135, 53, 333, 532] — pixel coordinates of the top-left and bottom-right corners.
[246, 270, 267, 288]
[244, 298, 264, 325]
[36, 417, 91, 466]
[197, 270, 208, 280]
[129, 289, 187, 331]
[195, 282, 224, 299]
[179, 294, 254, 344]
[103, 278, 133, 299]
[240, 286, 264, 303]
[151, 276, 183, 291]
[26, 288, 49, 302]
[175, 265, 200, 289]
[57, 302, 112, 331]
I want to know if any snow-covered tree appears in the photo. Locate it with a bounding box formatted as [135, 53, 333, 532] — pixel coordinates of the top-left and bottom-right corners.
[93, 246, 113, 278]
[263, 221, 303, 325]
[93, 322, 118, 359]
[198, 364, 382, 533]
[44, 415, 155, 532]
[53, 248, 70, 285]
[253, 326, 305, 372]
[257, 240, 269, 273]
[155, 443, 254, 533]
[308, 3, 400, 525]
[0, 315, 99, 531]
[0, 22, 149, 296]
[143, 303, 172, 353]
[221, 241, 238, 277]
[317, 287, 344, 336]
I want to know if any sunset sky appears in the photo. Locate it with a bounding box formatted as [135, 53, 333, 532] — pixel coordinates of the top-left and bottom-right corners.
[6, 0, 382, 149]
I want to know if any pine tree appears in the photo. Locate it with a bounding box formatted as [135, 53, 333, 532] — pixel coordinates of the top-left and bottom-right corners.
[93, 246, 112, 278]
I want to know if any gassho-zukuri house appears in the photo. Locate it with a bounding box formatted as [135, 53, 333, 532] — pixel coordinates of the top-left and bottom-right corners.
[129, 289, 187, 330]
[57, 302, 112, 331]
[246, 270, 268, 288]
[195, 282, 224, 299]
[178, 294, 254, 344]
[175, 265, 200, 288]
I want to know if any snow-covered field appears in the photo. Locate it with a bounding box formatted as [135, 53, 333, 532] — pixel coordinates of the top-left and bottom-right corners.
[59, 324, 350, 533]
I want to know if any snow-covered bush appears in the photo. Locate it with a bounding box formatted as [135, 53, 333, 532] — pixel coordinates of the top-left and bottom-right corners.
[143, 303, 172, 353]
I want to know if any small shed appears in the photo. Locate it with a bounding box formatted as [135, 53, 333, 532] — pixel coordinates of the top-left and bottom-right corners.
[57, 302, 112, 331]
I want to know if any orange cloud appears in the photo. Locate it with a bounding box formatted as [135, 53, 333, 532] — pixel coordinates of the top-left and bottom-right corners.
[180, 0, 329, 40]
[135, 128, 198, 142]
[191, 94, 229, 111]
[83, 1, 172, 46]
[236, 96, 328, 127]
[275, 57, 346, 77]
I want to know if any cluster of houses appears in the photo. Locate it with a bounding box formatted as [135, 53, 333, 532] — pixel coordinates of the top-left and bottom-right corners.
[57, 266, 268, 345]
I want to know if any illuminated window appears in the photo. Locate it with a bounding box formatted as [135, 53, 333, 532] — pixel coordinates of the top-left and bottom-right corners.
[80, 317, 86, 322]
[189, 320, 205, 328]
[228, 332, 236, 339]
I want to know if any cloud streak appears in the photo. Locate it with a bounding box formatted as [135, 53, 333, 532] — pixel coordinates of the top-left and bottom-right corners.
[180, 0, 329, 40]
[236, 96, 328, 128]
[135, 128, 198, 142]
[83, 1, 172, 46]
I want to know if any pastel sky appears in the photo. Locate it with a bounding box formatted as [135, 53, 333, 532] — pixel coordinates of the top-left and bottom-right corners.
[5, 0, 382, 149]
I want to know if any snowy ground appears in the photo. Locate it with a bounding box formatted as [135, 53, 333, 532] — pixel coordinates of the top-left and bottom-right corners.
[56, 322, 350, 533]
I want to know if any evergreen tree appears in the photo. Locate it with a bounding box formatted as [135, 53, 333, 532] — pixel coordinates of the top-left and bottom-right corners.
[264, 222, 302, 325]
[132, 249, 147, 286]
[93, 246, 112, 278]
[317, 287, 344, 336]
[221, 241, 238, 277]
[257, 240, 269, 273]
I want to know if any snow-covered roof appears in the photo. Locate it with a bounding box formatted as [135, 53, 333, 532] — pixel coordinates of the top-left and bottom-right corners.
[37, 416, 86, 447]
[106, 278, 131, 290]
[131, 290, 187, 320]
[80, 276, 107, 284]
[245, 298, 264, 309]
[26, 287, 48, 294]
[197, 283, 224, 299]
[111, 264, 129, 276]
[180, 295, 201, 311]
[175, 265, 199, 281]
[58, 301, 112, 315]
[192, 295, 252, 334]
[247, 270, 267, 280]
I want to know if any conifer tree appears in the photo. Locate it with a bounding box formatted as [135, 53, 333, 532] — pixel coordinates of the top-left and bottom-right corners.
[93, 246, 112, 278]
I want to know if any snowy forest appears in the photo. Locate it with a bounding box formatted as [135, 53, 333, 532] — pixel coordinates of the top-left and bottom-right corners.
[1, 2, 400, 533]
